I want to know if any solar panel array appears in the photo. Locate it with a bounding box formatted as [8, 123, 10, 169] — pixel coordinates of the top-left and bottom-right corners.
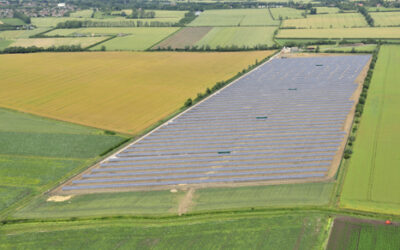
[62, 55, 371, 192]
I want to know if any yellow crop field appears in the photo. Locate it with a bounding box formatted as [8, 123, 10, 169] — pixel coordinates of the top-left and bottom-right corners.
[0, 51, 273, 134]
[281, 13, 367, 28]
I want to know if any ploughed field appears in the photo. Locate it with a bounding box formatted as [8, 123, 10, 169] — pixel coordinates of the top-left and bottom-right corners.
[60, 55, 371, 193]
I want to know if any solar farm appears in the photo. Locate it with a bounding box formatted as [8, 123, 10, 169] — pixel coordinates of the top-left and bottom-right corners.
[60, 55, 371, 193]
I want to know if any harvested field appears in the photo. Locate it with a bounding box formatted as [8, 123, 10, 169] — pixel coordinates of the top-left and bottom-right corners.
[341, 45, 400, 215]
[0, 28, 50, 39]
[195, 26, 277, 48]
[277, 27, 400, 39]
[281, 13, 368, 28]
[8, 37, 107, 48]
[0, 51, 271, 134]
[327, 217, 400, 250]
[188, 9, 279, 26]
[59, 55, 371, 193]
[371, 11, 400, 26]
[90, 27, 179, 51]
[154, 27, 212, 49]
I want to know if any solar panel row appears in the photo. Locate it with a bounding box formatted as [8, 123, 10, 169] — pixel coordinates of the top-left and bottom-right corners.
[62, 55, 371, 192]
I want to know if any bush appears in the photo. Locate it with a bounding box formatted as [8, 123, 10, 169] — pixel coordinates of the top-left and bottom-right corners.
[184, 98, 193, 107]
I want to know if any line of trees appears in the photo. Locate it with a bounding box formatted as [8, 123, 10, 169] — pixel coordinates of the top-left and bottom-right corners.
[154, 44, 279, 52]
[358, 6, 374, 27]
[1, 45, 84, 54]
[343, 46, 380, 159]
[56, 20, 179, 28]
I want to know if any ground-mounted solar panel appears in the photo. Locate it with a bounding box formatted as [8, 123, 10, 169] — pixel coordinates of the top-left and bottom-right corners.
[60, 55, 371, 192]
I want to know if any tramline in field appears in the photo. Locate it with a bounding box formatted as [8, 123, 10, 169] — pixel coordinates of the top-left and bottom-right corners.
[60, 54, 371, 193]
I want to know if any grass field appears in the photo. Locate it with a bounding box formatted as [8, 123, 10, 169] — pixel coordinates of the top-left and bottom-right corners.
[319, 44, 377, 52]
[340, 45, 400, 215]
[269, 7, 304, 20]
[69, 9, 94, 18]
[188, 9, 279, 26]
[281, 13, 367, 28]
[0, 28, 50, 39]
[327, 217, 400, 250]
[1, 214, 328, 249]
[15, 190, 184, 219]
[0, 51, 272, 134]
[8, 37, 107, 48]
[14, 182, 333, 219]
[276, 27, 400, 39]
[117, 10, 186, 22]
[315, 7, 340, 14]
[153, 27, 212, 49]
[0, 108, 126, 214]
[90, 28, 179, 51]
[192, 183, 334, 212]
[371, 11, 400, 26]
[0, 39, 12, 50]
[367, 7, 400, 12]
[0, 18, 25, 26]
[195, 26, 277, 48]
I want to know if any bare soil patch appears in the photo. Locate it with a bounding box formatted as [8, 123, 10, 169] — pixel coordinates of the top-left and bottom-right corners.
[47, 195, 73, 202]
[154, 27, 212, 49]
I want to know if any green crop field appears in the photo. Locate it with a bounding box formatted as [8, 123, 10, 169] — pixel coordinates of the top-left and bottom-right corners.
[1, 214, 328, 249]
[371, 11, 400, 26]
[327, 217, 400, 250]
[281, 13, 368, 28]
[340, 45, 400, 215]
[188, 9, 279, 26]
[0, 18, 25, 26]
[69, 9, 94, 18]
[276, 27, 400, 39]
[8, 37, 107, 48]
[195, 26, 277, 48]
[269, 7, 304, 20]
[45, 27, 142, 36]
[0, 108, 127, 214]
[90, 28, 179, 51]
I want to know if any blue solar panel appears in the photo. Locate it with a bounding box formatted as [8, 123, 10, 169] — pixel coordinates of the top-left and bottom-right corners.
[62, 55, 371, 191]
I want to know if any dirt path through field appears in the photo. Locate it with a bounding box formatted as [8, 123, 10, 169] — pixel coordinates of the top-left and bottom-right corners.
[178, 188, 195, 216]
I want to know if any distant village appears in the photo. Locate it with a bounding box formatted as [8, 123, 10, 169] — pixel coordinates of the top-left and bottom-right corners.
[0, 1, 76, 18]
